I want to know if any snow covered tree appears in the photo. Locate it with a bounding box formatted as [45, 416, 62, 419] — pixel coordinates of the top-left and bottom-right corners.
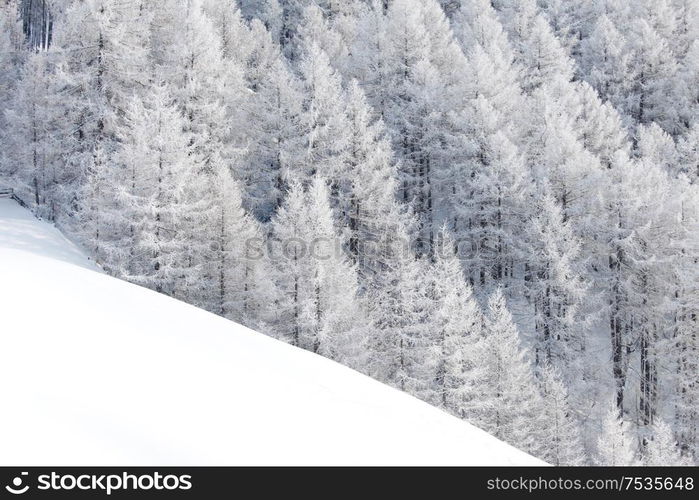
[596, 399, 638, 466]
[294, 3, 348, 72]
[342, 80, 401, 272]
[269, 0, 309, 58]
[574, 81, 630, 168]
[2, 52, 58, 216]
[626, 18, 682, 135]
[451, 0, 524, 127]
[526, 183, 587, 377]
[150, 0, 242, 169]
[596, 143, 686, 433]
[364, 219, 434, 398]
[603, 153, 640, 413]
[525, 80, 604, 228]
[111, 84, 201, 296]
[202, 1, 251, 62]
[474, 288, 546, 458]
[679, 38, 699, 134]
[636, 123, 679, 176]
[672, 0, 699, 58]
[537, 0, 583, 56]
[492, 0, 574, 92]
[240, 45, 303, 220]
[270, 177, 366, 367]
[347, 0, 389, 110]
[634, 0, 678, 50]
[380, 0, 470, 255]
[677, 121, 699, 183]
[238, 0, 283, 44]
[579, 14, 634, 129]
[50, 0, 151, 251]
[453, 98, 533, 293]
[203, 160, 279, 329]
[537, 363, 587, 465]
[650, 177, 699, 462]
[292, 40, 350, 188]
[643, 419, 692, 466]
[0, 0, 24, 156]
[672, 203, 699, 458]
[19, 0, 53, 50]
[431, 228, 484, 416]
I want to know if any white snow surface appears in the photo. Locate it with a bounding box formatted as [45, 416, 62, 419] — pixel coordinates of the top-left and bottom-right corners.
[0, 198, 543, 465]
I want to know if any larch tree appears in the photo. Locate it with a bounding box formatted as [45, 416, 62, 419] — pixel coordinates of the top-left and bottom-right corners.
[19, 0, 53, 50]
[111, 83, 202, 297]
[452, 97, 533, 294]
[626, 18, 682, 136]
[596, 399, 638, 466]
[204, 159, 279, 330]
[671, 191, 699, 458]
[364, 218, 433, 397]
[270, 177, 367, 367]
[491, 0, 574, 92]
[579, 13, 633, 113]
[678, 42, 699, 142]
[381, 0, 470, 256]
[573, 81, 630, 169]
[451, 0, 524, 127]
[671, 0, 699, 59]
[294, 3, 348, 73]
[430, 228, 485, 416]
[536, 0, 582, 56]
[293, 40, 350, 188]
[2, 52, 58, 216]
[150, 0, 241, 169]
[240, 37, 303, 220]
[537, 363, 587, 466]
[628, 131, 687, 430]
[475, 288, 546, 459]
[677, 123, 699, 181]
[0, 0, 24, 177]
[525, 183, 588, 379]
[238, 0, 283, 44]
[50, 0, 151, 258]
[343, 79, 402, 278]
[643, 419, 691, 466]
[347, 0, 389, 111]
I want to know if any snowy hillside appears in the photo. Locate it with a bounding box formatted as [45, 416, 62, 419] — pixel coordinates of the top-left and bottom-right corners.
[0, 198, 542, 465]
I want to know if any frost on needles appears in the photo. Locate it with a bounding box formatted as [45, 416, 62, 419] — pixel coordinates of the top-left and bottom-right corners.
[1, 0, 697, 466]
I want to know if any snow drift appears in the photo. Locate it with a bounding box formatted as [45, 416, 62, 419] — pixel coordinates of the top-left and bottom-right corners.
[0, 198, 542, 465]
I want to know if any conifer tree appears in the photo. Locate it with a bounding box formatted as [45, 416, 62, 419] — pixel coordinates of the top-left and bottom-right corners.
[431, 228, 484, 416]
[475, 288, 546, 458]
[270, 177, 366, 367]
[241, 53, 303, 220]
[342, 80, 400, 273]
[596, 399, 638, 466]
[526, 183, 587, 377]
[643, 419, 691, 466]
[293, 40, 350, 187]
[2, 52, 57, 216]
[537, 363, 587, 465]
[111, 84, 200, 296]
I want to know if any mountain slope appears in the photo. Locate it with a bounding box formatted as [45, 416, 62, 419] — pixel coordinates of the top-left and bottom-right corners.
[0, 198, 542, 465]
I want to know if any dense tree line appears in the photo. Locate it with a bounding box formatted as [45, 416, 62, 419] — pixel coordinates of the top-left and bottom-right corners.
[0, 0, 696, 465]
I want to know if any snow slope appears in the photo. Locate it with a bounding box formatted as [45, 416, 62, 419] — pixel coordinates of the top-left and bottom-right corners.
[0, 198, 543, 465]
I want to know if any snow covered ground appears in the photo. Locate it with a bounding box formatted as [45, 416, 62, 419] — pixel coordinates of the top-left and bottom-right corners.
[0, 198, 542, 465]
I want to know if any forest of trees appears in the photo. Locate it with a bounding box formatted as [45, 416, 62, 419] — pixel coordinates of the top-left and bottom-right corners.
[0, 0, 697, 466]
